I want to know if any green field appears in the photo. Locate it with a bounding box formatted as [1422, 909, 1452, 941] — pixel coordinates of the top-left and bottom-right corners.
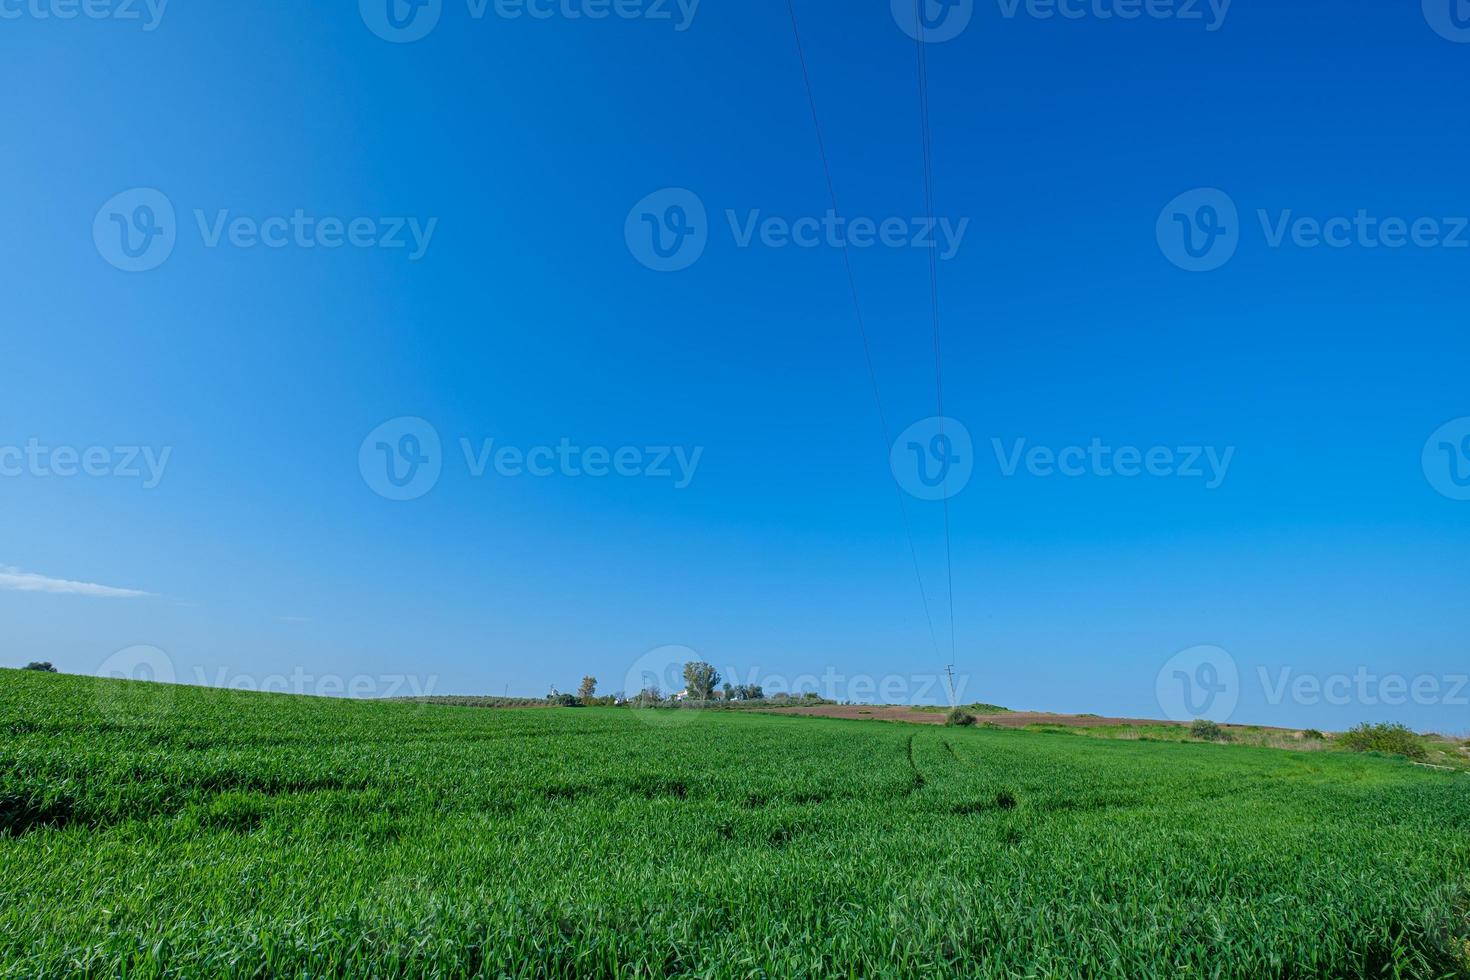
[4, 669, 1470, 978]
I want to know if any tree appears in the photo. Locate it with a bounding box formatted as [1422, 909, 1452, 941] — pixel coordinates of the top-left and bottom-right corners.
[23, 662, 57, 673]
[682, 661, 721, 701]
[578, 676, 597, 701]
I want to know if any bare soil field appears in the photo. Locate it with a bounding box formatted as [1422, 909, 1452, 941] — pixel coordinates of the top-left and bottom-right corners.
[752, 704, 1182, 728]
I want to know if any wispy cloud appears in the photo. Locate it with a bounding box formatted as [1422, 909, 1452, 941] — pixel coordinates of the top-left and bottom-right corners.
[0, 566, 154, 599]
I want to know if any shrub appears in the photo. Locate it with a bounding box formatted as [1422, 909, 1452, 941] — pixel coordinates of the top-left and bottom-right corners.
[945, 709, 977, 727]
[22, 662, 58, 673]
[1301, 729, 1326, 741]
[1190, 719, 1230, 742]
[1339, 723, 1427, 760]
[632, 687, 664, 708]
[546, 693, 582, 708]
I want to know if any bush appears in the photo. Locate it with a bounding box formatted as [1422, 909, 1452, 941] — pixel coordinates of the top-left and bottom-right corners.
[1190, 719, 1230, 742]
[22, 662, 58, 673]
[1301, 729, 1326, 741]
[632, 687, 664, 708]
[1339, 723, 1426, 760]
[546, 693, 582, 707]
[945, 708, 977, 727]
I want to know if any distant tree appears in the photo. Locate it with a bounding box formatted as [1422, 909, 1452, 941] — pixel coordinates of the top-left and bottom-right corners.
[722, 682, 733, 701]
[727, 683, 764, 701]
[23, 662, 57, 673]
[578, 676, 597, 701]
[1189, 719, 1229, 742]
[634, 686, 664, 707]
[682, 662, 721, 701]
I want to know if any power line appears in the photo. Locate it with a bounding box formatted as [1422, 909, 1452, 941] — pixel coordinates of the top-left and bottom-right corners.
[785, 0, 941, 663]
[912, 0, 958, 664]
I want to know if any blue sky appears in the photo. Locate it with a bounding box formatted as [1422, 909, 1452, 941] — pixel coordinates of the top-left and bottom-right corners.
[3, 0, 1468, 731]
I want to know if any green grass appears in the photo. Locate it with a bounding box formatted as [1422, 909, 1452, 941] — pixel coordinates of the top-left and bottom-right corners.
[1023, 720, 1470, 771]
[3, 669, 1470, 978]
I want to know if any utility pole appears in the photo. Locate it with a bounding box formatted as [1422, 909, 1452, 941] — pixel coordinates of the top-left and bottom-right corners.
[943, 664, 957, 708]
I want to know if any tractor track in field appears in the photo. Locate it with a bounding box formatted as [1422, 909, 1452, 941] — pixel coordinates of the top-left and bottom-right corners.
[904, 734, 926, 792]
